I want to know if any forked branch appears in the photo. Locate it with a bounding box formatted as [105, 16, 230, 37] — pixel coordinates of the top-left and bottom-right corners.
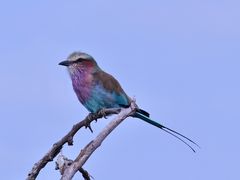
[61, 101, 137, 180]
[27, 101, 137, 180]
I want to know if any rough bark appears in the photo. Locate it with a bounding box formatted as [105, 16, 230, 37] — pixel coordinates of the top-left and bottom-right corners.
[27, 101, 136, 180]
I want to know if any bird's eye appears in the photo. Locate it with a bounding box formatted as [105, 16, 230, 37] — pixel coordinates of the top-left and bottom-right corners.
[75, 58, 88, 63]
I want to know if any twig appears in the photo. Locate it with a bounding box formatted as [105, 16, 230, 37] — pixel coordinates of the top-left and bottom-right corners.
[27, 108, 121, 180]
[60, 101, 137, 180]
[56, 154, 91, 180]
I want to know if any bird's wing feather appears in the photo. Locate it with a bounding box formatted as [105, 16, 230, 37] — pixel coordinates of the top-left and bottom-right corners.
[93, 70, 130, 106]
[93, 71, 124, 93]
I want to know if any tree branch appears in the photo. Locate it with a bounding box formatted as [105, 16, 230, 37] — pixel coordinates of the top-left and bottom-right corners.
[60, 101, 137, 180]
[56, 154, 91, 180]
[27, 108, 121, 180]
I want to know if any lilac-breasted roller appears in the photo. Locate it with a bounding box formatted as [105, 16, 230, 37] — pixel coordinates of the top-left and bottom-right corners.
[59, 51, 199, 152]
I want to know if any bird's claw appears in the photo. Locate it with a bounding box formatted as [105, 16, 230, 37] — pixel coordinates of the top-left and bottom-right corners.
[84, 119, 93, 133]
[84, 109, 108, 132]
[85, 122, 93, 133]
[85, 113, 96, 133]
[98, 108, 107, 119]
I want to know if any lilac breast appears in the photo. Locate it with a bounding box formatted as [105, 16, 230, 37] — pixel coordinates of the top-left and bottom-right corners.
[71, 70, 92, 105]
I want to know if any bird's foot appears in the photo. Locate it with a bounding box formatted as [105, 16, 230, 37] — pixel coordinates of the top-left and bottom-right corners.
[97, 108, 108, 119]
[85, 113, 96, 133]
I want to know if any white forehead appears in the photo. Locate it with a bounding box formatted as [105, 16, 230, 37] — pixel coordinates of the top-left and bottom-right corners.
[67, 52, 93, 62]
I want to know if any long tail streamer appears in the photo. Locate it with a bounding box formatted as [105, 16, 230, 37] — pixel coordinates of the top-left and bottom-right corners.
[135, 112, 200, 152]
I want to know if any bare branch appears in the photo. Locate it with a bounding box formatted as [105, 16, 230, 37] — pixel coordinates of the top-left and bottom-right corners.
[56, 154, 91, 180]
[61, 101, 137, 180]
[27, 108, 121, 180]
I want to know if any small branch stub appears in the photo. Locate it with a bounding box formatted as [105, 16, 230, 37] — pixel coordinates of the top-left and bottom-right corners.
[56, 154, 91, 180]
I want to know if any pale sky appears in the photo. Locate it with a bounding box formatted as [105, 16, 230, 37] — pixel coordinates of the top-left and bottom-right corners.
[1, 1, 240, 179]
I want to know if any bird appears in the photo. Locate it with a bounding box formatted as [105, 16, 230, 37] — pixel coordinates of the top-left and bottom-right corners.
[59, 51, 199, 152]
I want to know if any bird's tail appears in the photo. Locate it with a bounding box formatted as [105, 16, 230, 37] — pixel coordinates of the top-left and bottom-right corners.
[134, 110, 200, 152]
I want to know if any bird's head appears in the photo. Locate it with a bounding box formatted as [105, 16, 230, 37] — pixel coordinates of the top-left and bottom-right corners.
[59, 51, 98, 71]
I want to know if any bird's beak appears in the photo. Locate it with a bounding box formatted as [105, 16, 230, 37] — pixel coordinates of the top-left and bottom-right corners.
[58, 60, 70, 66]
